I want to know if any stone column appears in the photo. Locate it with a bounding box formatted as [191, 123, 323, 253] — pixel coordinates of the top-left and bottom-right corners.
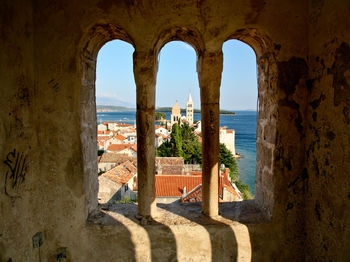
[133, 50, 157, 220]
[198, 51, 223, 217]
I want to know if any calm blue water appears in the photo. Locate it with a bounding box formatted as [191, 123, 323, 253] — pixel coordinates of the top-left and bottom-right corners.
[97, 110, 256, 195]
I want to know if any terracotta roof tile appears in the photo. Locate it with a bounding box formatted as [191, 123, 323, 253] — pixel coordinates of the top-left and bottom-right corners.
[101, 161, 136, 185]
[155, 157, 184, 166]
[107, 144, 136, 152]
[181, 185, 202, 202]
[115, 134, 127, 141]
[155, 175, 202, 197]
[97, 136, 111, 141]
[117, 123, 133, 127]
[99, 153, 137, 164]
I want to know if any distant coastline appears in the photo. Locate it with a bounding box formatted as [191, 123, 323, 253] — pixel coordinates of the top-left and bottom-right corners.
[97, 105, 236, 115]
[96, 105, 135, 112]
[155, 107, 235, 115]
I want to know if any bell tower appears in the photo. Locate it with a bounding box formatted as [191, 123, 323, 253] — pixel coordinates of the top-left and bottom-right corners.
[186, 92, 194, 126]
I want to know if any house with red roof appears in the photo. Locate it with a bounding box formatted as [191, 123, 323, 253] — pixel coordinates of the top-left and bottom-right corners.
[107, 122, 134, 131]
[97, 123, 108, 131]
[154, 175, 202, 203]
[133, 168, 242, 203]
[98, 153, 137, 172]
[97, 130, 113, 137]
[181, 168, 242, 203]
[98, 160, 137, 203]
[107, 144, 137, 157]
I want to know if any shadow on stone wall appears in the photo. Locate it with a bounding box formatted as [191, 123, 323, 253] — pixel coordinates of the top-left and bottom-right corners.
[157, 202, 238, 262]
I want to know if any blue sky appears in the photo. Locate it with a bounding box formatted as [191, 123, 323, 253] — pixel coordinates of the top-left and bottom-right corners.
[96, 40, 257, 110]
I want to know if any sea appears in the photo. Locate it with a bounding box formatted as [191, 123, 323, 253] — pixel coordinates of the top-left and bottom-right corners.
[97, 110, 257, 195]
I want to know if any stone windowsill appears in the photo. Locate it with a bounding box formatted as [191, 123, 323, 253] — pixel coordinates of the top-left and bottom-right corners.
[87, 200, 271, 227]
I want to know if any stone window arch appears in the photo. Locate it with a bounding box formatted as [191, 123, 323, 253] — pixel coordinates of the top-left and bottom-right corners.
[80, 24, 276, 220]
[80, 24, 135, 216]
[224, 29, 278, 217]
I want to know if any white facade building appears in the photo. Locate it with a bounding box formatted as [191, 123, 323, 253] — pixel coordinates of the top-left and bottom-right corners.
[155, 126, 169, 136]
[219, 127, 236, 156]
[98, 123, 108, 131]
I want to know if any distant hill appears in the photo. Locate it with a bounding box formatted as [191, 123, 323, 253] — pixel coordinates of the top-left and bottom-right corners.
[97, 105, 235, 115]
[97, 105, 135, 112]
[156, 107, 235, 115]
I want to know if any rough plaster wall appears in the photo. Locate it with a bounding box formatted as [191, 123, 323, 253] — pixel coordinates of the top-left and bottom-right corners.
[0, 0, 336, 261]
[306, 0, 350, 261]
[0, 0, 39, 260]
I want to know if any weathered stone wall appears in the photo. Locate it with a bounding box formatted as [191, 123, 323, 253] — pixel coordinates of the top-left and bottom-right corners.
[305, 1, 350, 261]
[0, 0, 348, 261]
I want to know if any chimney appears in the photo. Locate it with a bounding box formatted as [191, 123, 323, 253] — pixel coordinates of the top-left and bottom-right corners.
[182, 186, 187, 197]
[224, 168, 229, 182]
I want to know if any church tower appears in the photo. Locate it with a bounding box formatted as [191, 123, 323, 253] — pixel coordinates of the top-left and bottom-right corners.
[171, 101, 181, 126]
[186, 92, 194, 126]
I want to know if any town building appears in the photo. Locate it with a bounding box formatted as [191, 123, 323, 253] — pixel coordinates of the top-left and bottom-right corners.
[150, 168, 241, 203]
[107, 144, 137, 157]
[98, 153, 137, 173]
[97, 123, 108, 131]
[220, 127, 236, 156]
[98, 160, 137, 203]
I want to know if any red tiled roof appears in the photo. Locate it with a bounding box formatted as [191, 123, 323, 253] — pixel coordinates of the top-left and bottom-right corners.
[97, 130, 112, 135]
[101, 160, 136, 185]
[181, 185, 202, 203]
[107, 144, 136, 152]
[155, 157, 184, 166]
[155, 175, 202, 197]
[98, 136, 111, 141]
[117, 123, 133, 127]
[224, 184, 240, 198]
[115, 134, 127, 141]
[99, 153, 137, 164]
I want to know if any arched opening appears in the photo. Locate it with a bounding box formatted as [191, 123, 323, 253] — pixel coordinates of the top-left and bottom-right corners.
[155, 41, 203, 203]
[220, 39, 258, 200]
[95, 40, 138, 205]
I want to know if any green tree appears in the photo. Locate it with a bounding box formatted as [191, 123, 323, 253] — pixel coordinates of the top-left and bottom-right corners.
[156, 123, 202, 164]
[219, 143, 239, 181]
[170, 123, 183, 157]
[157, 140, 172, 157]
[181, 123, 202, 164]
[219, 143, 252, 200]
[235, 181, 253, 200]
[155, 112, 166, 120]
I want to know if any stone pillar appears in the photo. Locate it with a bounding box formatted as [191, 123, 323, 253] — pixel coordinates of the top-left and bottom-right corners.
[133, 50, 157, 220]
[198, 51, 223, 217]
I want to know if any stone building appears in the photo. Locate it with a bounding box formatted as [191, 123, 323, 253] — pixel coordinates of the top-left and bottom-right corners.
[170, 101, 181, 126]
[220, 126, 236, 156]
[1, 1, 350, 261]
[186, 92, 194, 125]
[98, 160, 137, 203]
